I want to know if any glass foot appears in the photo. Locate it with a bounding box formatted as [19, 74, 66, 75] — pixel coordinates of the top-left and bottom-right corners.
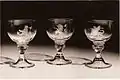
[0, 56, 14, 64]
[26, 53, 53, 61]
[66, 56, 92, 65]
[85, 57, 112, 69]
[10, 58, 35, 68]
[47, 54, 72, 65]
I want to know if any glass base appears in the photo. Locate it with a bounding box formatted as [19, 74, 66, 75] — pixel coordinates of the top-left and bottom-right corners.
[26, 53, 53, 61]
[66, 56, 92, 65]
[85, 57, 112, 69]
[0, 56, 14, 64]
[10, 58, 35, 68]
[47, 54, 72, 65]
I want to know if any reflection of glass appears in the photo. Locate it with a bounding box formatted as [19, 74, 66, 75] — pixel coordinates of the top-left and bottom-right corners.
[0, 56, 14, 64]
[26, 53, 53, 61]
[46, 18, 74, 65]
[66, 56, 92, 65]
[84, 20, 113, 69]
[7, 19, 37, 68]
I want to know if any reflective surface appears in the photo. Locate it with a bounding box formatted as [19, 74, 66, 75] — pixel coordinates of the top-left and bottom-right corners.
[0, 45, 119, 78]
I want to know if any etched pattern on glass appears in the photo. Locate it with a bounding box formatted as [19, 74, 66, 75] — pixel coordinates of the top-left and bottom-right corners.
[8, 25, 36, 45]
[85, 25, 112, 42]
[47, 24, 73, 45]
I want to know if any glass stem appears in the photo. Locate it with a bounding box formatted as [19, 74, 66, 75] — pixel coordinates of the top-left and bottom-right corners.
[17, 44, 28, 60]
[92, 41, 105, 58]
[55, 43, 65, 57]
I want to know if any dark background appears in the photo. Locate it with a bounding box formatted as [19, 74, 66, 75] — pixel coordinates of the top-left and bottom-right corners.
[1, 1, 119, 53]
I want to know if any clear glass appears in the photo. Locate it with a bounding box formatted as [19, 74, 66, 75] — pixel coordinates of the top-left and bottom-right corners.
[46, 18, 74, 65]
[84, 20, 113, 69]
[7, 19, 37, 68]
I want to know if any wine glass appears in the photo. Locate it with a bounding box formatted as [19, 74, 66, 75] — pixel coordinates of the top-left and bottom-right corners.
[7, 19, 37, 68]
[84, 19, 113, 69]
[46, 18, 74, 65]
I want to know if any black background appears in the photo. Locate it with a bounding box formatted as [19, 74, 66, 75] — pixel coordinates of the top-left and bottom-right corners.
[1, 1, 119, 53]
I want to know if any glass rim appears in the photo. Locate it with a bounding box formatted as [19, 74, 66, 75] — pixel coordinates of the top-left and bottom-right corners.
[8, 19, 36, 26]
[8, 19, 35, 23]
[88, 19, 113, 23]
[48, 18, 73, 21]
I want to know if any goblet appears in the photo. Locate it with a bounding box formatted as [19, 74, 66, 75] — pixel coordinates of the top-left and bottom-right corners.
[84, 19, 113, 69]
[46, 18, 74, 65]
[7, 19, 37, 68]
